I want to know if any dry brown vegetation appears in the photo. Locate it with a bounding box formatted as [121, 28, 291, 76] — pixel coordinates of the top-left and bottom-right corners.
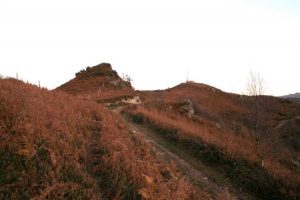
[56, 63, 134, 98]
[141, 82, 300, 175]
[1, 79, 100, 199]
[56, 63, 137, 107]
[129, 106, 258, 161]
[125, 82, 300, 199]
[0, 78, 207, 199]
[6, 63, 299, 199]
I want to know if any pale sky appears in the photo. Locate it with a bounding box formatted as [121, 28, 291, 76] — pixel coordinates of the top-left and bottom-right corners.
[0, 0, 299, 96]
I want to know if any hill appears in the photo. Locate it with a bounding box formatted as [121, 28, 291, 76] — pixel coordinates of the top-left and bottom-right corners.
[281, 93, 300, 99]
[281, 93, 300, 102]
[56, 63, 135, 101]
[56, 65, 300, 198]
[125, 81, 300, 199]
[2, 64, 300, 200]
[0, 78, 205, 200]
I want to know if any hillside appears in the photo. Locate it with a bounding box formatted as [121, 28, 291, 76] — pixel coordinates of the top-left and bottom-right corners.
[2, 65, 300, 200]
[56, 65, 300, 199]
[56, 63, 135, 101]
[0, 78, 207, 200]
[125, 82, 300, 199]
[281, 93, 300, 102]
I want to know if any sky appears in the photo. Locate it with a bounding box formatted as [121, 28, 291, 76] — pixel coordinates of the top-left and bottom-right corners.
[0, 0, 299, 96]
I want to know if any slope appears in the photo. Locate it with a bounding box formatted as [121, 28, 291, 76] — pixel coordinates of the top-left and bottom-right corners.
[56, 63, 135, 101]
[0, 78, 209, 200]
[55, 64, 300, 199]
[125, 82, 300, 199]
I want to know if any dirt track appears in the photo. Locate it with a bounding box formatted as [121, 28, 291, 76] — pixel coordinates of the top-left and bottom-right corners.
[119, 110, 253, 200]
[275, 115, 300, 129]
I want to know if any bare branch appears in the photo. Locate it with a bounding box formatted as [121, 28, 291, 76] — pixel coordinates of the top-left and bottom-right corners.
[246, 70, 265, 96]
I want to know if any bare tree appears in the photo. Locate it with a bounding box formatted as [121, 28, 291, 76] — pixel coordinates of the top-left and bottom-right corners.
[247, 71, 265, 96]
[247, 70, 266, 167]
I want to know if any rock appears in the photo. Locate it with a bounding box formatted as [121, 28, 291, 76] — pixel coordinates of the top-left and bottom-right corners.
[122, 96, 142, 104]
[181, 99, 195, 118]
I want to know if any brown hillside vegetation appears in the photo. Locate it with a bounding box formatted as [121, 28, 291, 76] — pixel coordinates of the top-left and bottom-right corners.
[56, 63, 135, 101]
[55, 64, 300, 199]
[7, 63, 298, 199]
[125, 82, 300, 199]
[0, 79, 208, 200]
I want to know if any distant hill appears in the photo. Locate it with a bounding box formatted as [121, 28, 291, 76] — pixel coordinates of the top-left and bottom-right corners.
[281, 92, 300, 99]
[56, 63, 134, 98]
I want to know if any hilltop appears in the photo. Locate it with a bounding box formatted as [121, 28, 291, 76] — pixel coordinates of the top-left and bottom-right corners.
[56, 63, 135, 100]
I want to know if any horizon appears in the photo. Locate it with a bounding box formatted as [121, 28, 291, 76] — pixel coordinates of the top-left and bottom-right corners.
[0, 0, 299, 96]
[2, 64, 299, 97]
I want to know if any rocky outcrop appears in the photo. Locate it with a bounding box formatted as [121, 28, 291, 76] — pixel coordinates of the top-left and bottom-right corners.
[180, 99, 195, 118]
[56, 63, 133, 95]
[75, 63, 118, 78]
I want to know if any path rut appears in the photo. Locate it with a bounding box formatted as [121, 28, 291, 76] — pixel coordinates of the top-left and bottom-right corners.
[120, 112, 253, 200]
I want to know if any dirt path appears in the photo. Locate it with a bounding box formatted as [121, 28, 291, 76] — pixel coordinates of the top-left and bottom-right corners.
[86, 126, 104, 199]
[119, 111, 253, 200]
[275, 115, 300, 129]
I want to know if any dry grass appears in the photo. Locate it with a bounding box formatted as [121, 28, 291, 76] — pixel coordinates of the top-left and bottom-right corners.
[126, 82, 300, 199]
[138, 83, 300, 182]
[133, 106, 258, 162]
[0, 78, 206, 200]
[0, 79, 101, 199]
[56, 63, 134, 97]
[137, 105, 298, 177]
[90, 106, 205, 199]
[125, 106, 300, 199]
